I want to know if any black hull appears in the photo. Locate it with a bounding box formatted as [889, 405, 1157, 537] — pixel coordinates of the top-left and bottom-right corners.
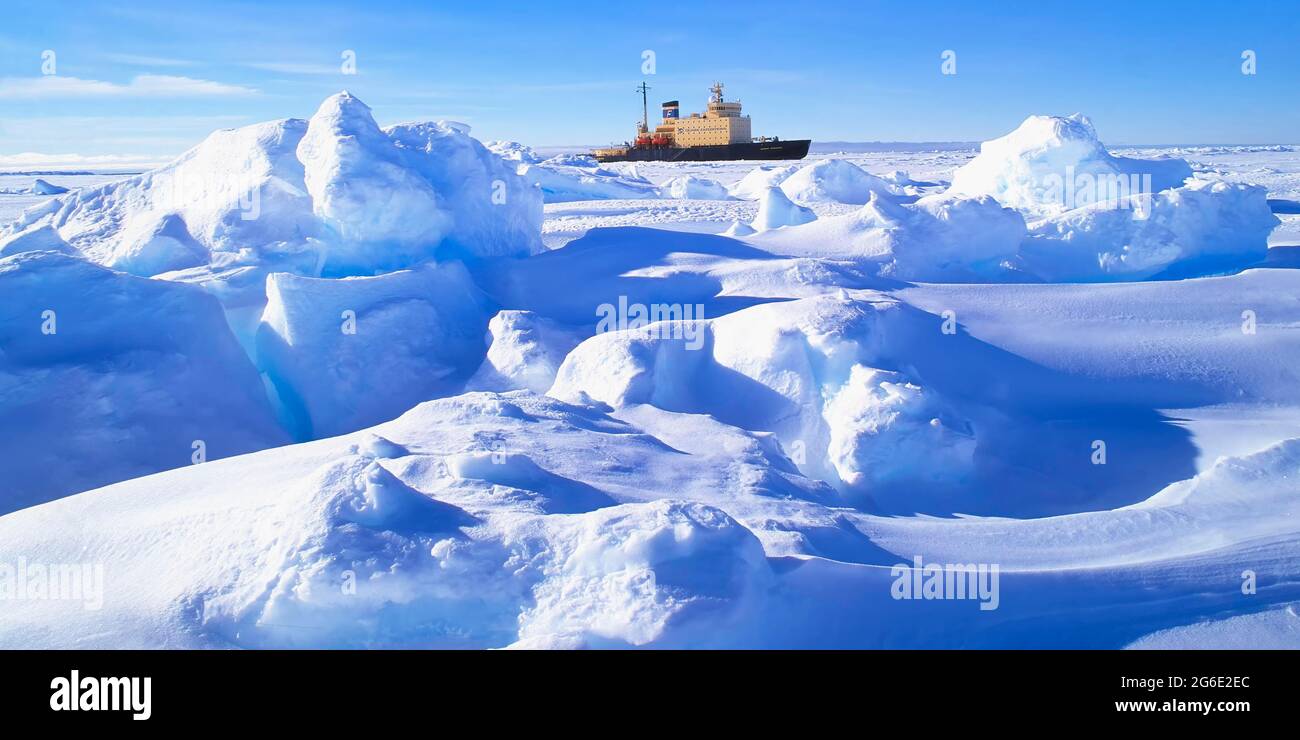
[595, 139, 811, 163]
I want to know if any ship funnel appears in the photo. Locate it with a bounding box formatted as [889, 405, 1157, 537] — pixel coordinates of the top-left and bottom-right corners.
[661, 100, 679, 120]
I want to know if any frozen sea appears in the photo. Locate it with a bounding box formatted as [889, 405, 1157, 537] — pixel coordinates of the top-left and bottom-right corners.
[3, 102, 1299, 649]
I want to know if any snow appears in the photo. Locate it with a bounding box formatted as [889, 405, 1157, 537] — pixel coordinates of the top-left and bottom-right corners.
[1024, 178, 1278, 281]
[1126, 605, 1300, 649]
[0, 224, 77, 257]
[752, 192, 1026, 280]
[947, 114, 1193, 215]
[780, 158, 902, 205]
[729, 164, 799, 200]
[483, 140, 544, 165]
[550, 292, 978, 502]
[31, 178, 69, 195]
[520, 157, 659, 203]
[658, 175, 732, 200]
[468, 310, 586, 394]
[1, 91, 543, 278]
[2, 97, 1299, 649]
[750, 186, 817, 230]
[2, 387, 1297, 648]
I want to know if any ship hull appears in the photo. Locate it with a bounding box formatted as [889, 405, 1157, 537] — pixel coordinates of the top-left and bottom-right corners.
[594, 139, 811, 163]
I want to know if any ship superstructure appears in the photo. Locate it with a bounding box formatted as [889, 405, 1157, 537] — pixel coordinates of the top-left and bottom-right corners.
[593, 82, 809, 163]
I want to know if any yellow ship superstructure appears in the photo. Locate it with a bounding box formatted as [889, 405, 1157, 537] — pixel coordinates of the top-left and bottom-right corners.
[665, 83, 752, 146]
[591, 81, 808, 163]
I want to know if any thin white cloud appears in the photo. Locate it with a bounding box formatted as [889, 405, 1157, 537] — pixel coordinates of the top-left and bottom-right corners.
[0, 152, 169, 170]
[243, 61, 343, 76]
[102, 53, 198, 68]
[0, 75, 258, 99]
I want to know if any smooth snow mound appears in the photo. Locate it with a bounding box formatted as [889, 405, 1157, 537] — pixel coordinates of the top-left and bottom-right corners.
[469, 310, 586, 394]
[722, 219, 757, 237]
[659, 175, 732, 200]
[3, 92, 543, 277]
[1126, 605, 1300, 649]
[947, 114, 1193, 215]
[0, 391, 785, 648]
[521, 158, 659, 203]
[751, 186, 816, 231]
[729, 164, 799, 200]
[753, 192, 1026, 281]
[780, 159, 901, 205]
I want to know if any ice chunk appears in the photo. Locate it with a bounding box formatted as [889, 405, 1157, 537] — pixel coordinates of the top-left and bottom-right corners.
[256, 261, 491, 439]
[0, 251, 285, 511]
[516, 500, 770, 648]
[10, 117, 319, 275]
[1023, 179, 1279, 281]
[5, 91, 543, 277]
[947, 114, 1193, 215]
[0, 224, 77, 258]
[521, 158, 659, 202]
[750, 186, 816, 231]
[483, 140, 543, 165]
[297, 92, 450, 266]
[722, 220, 757, 237]
[31, 178, 69, 195]
[384, 118, 544, 262]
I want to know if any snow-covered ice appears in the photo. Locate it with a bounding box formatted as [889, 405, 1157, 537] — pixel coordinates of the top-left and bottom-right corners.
[780, 158, 902, 205]
[750, 186, 817, 230]
[3, 93, 1300, 649]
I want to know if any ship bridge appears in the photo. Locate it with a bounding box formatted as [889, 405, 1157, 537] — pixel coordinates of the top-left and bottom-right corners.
[668, 82, 752, 147]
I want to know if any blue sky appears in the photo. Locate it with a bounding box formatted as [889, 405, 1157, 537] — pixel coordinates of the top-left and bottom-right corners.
[1, 0, 1297, 166]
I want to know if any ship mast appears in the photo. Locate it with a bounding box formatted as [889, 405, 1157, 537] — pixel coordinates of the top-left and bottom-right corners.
[636, 81, 650, 134]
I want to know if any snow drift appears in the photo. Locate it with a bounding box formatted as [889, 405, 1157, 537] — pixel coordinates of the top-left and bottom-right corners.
[659, 175, 732, 200]
[520, 157, 659, 202]
[469, 310, 586, 394]
[549, 292, 977, 500]
[729, 164, 799, 200]
[751, 186, 817, 231]
[780, 159, 901, 205]
[754, 192, 1027, 280]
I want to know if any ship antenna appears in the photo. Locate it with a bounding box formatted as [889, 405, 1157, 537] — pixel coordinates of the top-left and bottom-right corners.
[636, 81, 650, 133]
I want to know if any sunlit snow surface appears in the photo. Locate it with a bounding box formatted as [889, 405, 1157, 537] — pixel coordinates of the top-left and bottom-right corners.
[3, 103, 1300, 648]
